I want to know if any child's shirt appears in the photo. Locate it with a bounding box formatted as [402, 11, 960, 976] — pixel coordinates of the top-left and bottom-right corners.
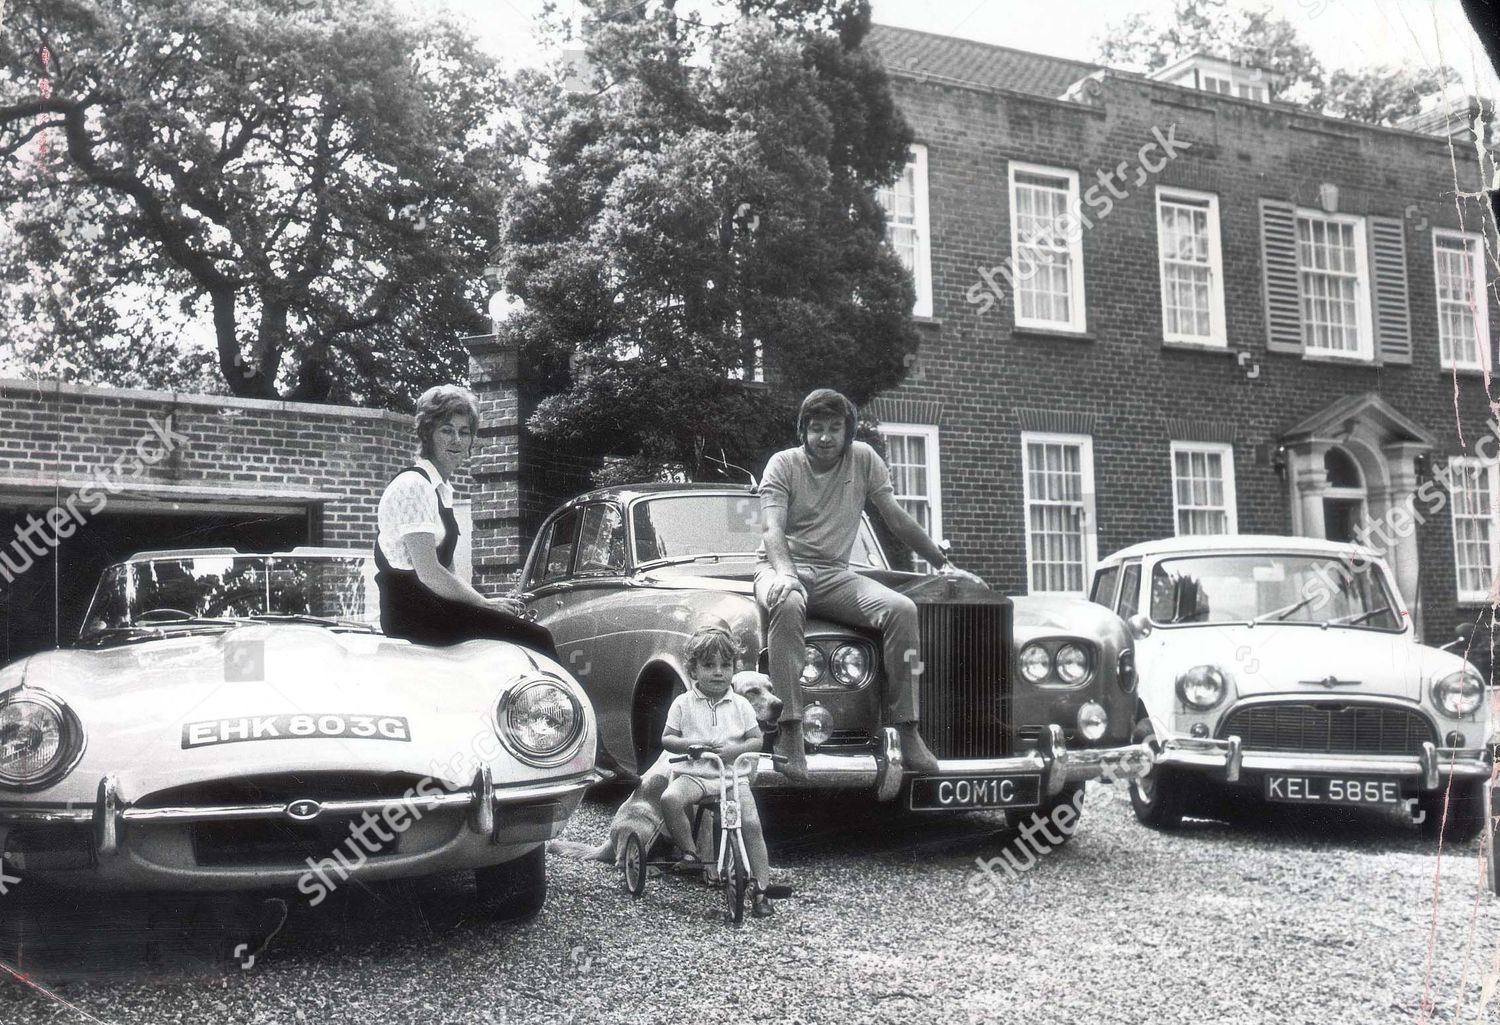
[665, 684, 760, 779]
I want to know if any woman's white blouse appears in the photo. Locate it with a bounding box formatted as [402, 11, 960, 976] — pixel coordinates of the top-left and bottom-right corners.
[376, 457, 454, 570]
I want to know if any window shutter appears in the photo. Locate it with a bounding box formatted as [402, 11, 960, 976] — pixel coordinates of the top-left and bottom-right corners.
[1259, 199, 1303, 353]
[1367, 215, 1412, 365]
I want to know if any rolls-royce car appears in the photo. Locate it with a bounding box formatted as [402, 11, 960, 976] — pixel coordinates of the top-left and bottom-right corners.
[1091, 535, 1492, 842]
[0, 548, 598, 918]
[517, 484, 1152, 836]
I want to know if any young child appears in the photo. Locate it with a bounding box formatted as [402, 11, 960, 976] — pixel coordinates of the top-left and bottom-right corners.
[660, 624, 776, 918]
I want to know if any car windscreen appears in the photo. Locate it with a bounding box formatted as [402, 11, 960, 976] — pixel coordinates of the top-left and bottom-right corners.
[1148, 553, 1401, 631]
[81, 555, 380, 636]
[630, 495, 885, 569]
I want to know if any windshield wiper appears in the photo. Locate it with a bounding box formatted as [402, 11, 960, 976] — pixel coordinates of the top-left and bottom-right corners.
[1326, 606, 1392, 627]
[241, 613, 376, 631]
[634, 553, 754, 572]
[1252, 596, 1317, 625]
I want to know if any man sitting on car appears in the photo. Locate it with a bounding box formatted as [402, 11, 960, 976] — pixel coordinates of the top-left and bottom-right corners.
[756, 388, 983, 780]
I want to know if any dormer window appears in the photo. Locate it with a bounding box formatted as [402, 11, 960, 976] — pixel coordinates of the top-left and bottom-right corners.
[1149, 53, 1277, 104]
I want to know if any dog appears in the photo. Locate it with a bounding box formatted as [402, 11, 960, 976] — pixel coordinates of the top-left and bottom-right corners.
[551, 671, 782, 866]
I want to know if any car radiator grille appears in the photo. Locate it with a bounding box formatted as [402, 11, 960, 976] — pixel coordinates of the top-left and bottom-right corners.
[1217, 703, 1436, 756]
[915, 603, 1011, 759]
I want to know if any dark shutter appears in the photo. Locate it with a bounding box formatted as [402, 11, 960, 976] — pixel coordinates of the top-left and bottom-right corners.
[1260, 199, 1303, 353]
[1367, 216, 1412, 365]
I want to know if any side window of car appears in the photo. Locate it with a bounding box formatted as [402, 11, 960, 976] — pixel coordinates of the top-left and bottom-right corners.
[575, 504, 627, 575]
[542, 508, 581, 584]
[1090, 566, 1119, 608]
[1116, 562, 1141, 618]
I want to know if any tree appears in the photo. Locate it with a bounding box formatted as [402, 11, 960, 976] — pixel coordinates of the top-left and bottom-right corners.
[1095, 0, 1456, 123]
[0, 0, 512, 406]
[494, 0, 919, 482]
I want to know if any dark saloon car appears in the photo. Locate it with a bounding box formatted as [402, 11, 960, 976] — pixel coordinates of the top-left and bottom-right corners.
[517, 485, 1151, 829]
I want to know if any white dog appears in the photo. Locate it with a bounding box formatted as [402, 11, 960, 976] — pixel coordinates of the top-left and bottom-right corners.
[552, 671, 782, 865]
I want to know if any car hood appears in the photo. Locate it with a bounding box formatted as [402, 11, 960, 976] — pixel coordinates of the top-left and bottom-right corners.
[1139, 622, 1444, 703]
[0, 624, 585, 801]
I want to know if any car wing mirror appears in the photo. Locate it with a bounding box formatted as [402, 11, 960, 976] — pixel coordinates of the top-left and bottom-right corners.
[1126, 613, 1152, 640]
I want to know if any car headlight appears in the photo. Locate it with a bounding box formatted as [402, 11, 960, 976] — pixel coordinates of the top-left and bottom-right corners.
[1055, 643, 1091, 684]
[1432, 670, 1484, 717]
[0, 689, 82, 789]
[829, 644, 871, 687]
[800, 645, 827, 686]
[802, 703, 834, 748]
[1019, 643, 1052, 683]
[495, 673, 586, 767]
[1077, 701, 1108, 741]
[1176, 665, 1227, 710]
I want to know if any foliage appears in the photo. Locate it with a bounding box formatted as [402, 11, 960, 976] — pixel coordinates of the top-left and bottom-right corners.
[0, 0, 512, 406]
[496, 0, 918, 480]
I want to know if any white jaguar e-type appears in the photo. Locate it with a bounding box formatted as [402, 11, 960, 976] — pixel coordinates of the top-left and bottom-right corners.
[0, 548, 598, 918]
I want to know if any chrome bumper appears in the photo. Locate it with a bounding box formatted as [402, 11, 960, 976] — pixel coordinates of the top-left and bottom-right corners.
[752, 726, 1156, 803]
[0, 770, 603, 857]
[1157, 736, 1492, 789]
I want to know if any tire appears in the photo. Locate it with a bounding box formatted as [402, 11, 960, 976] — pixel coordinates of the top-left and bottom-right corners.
[1418, 779, 1485, 844]
[1010, 782, 1086, 847]
[622, 833, 647, 897]
[474, 845, 547, 921]
[721, 835, 747, 926]
[1128, 716, 1187, 830]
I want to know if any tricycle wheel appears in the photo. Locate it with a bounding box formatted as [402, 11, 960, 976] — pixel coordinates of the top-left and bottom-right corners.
[721, 837, 747, 926]
[622, 832, 647, 896]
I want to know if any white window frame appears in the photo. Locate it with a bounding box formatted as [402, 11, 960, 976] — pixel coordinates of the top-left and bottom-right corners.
[877, 144, 932, 319]
[1008, 161, 1087, 333]
[1169, 441, 1238, 536]
[1433, 229, 1491, 372]
[1449, 456, 1500, 603]
[1200, 73, 1232, 94]
[1155, 187, 1227, 347]
[1235, 82, 1266, 102]
[1295, 208, 1374, 361]
[1020, 431, 1097, 595]
[881, 422, 943, 572]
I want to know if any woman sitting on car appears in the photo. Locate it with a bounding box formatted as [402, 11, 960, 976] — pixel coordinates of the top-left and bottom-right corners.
[373, 384, 556, 656]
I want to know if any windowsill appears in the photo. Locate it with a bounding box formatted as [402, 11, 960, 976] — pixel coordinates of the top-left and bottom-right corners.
[1455, 598, 1499, 608]
[1011, 325, 1096, 344]
[911, 314, 942, 326]
[1441, 364, 1492, 377]
[1161, 338, 1231, 354]
[1299, 352, 1379, 368]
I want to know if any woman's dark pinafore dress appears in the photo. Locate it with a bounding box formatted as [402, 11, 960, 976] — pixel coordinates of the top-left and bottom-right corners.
[373, 466, 556, 657]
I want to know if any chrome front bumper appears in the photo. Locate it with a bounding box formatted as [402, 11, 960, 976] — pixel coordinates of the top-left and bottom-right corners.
[752, 726, 1155, 803]
[1157, 736, 1492, 790]
[0, 769, 603, 858]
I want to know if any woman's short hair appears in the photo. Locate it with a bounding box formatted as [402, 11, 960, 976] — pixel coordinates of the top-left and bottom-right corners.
[414, 385, 481, 459]
[684, 623, 742, 674]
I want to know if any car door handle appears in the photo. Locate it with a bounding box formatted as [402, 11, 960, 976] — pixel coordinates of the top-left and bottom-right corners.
[553, 599, 564, 608]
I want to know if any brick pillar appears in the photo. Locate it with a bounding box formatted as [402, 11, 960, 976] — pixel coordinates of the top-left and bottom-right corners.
[465, 333, 523, 590]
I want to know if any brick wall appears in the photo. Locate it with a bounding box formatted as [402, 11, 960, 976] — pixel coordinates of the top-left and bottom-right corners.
[873, 68, 1498, 644]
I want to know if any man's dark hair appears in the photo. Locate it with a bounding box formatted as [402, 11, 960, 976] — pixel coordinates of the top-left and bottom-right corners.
[796, 389, 857, 453]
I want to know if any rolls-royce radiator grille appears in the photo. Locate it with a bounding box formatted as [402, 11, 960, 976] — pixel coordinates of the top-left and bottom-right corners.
[1218, 703, 1436, 756]
[915, 603, 1011, 759]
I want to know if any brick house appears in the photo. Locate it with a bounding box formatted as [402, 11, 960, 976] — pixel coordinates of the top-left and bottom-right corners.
[859, 25, 1499, 644]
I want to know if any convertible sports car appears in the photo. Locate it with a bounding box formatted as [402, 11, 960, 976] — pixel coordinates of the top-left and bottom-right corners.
[1092, 535, 1493, 842]
[0, 548, 598, 917]
[518, 484, 1153, 834]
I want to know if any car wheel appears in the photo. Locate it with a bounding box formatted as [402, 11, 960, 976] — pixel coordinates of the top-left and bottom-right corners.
[1418, 780, 1485, 844]
[474, 845, 547, 921]
[1130, 763, 1188, 831]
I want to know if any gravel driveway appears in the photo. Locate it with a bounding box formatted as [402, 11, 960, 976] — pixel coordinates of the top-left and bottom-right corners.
[0, 780, 1495, 1025]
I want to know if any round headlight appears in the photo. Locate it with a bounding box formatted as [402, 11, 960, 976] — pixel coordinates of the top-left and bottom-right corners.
[801, 645, 827, 686]
[496, 674, 585, 767]
[0, 691, 77, 789]
[1055, 644, 1090, 684]
[1019, 644, 1052, 683]
[802, 703, 834, 748]
[1076, 701, 1108, 741]
[830, 644, 871, 687]
[1176, 665, 1227, 710]
[1432, 671, 1484, 717]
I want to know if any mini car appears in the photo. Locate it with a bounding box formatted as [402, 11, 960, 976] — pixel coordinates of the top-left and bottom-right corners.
[1091, 535, 1492, 841]
[517, 484, 1152, 835]
[0, 548, 598, 917]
